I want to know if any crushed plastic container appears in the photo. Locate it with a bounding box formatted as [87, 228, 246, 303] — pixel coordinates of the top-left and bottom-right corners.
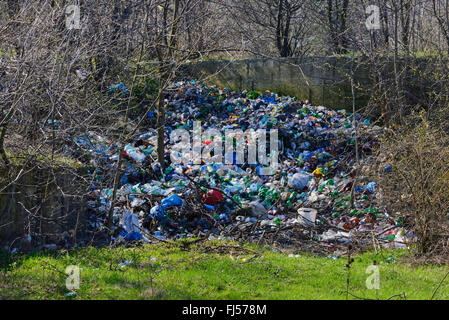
[288, 172, 310, 191]
[297, 208, 317, 227]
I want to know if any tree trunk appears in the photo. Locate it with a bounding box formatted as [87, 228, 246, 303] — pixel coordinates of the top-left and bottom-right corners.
[156, 84, 166, 168]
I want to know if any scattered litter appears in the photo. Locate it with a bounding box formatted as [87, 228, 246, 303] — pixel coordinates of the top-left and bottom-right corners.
[118, 260, 133, 268]
[68, 81, 401, 250]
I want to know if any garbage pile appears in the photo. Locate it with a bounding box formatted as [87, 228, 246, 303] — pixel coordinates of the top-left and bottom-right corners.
[76, 80, 411, 249]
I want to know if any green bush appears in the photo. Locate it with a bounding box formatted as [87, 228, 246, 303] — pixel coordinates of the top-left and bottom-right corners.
[246, 90, 261, 100]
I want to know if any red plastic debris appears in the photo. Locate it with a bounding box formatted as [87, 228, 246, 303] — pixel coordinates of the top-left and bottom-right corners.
[202, 189, 223, 205]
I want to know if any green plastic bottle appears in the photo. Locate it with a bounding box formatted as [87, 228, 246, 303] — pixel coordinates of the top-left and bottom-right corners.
[332, 212, 340, 219]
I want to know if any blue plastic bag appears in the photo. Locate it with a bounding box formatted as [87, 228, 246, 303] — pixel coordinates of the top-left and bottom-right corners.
[150, 205, 165, 220]
[161, 194, 183, 209]
[365, 182, 376, 194]
[120, 230, 143, 241]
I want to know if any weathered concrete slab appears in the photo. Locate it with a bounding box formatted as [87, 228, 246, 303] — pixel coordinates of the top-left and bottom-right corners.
[182, 57, 372, 110]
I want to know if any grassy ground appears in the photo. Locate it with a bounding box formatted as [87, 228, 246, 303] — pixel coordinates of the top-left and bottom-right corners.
[1, 240, 448, 300]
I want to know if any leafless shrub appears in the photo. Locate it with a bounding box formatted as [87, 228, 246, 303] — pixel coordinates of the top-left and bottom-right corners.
[375, 111, 449, 256]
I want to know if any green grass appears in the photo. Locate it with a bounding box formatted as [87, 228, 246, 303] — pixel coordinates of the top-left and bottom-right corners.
[1, 241, 448, 300]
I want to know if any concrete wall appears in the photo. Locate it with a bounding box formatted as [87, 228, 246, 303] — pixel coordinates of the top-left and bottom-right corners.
[182, 57, 372, 110]
[0, 169, 88, 245]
